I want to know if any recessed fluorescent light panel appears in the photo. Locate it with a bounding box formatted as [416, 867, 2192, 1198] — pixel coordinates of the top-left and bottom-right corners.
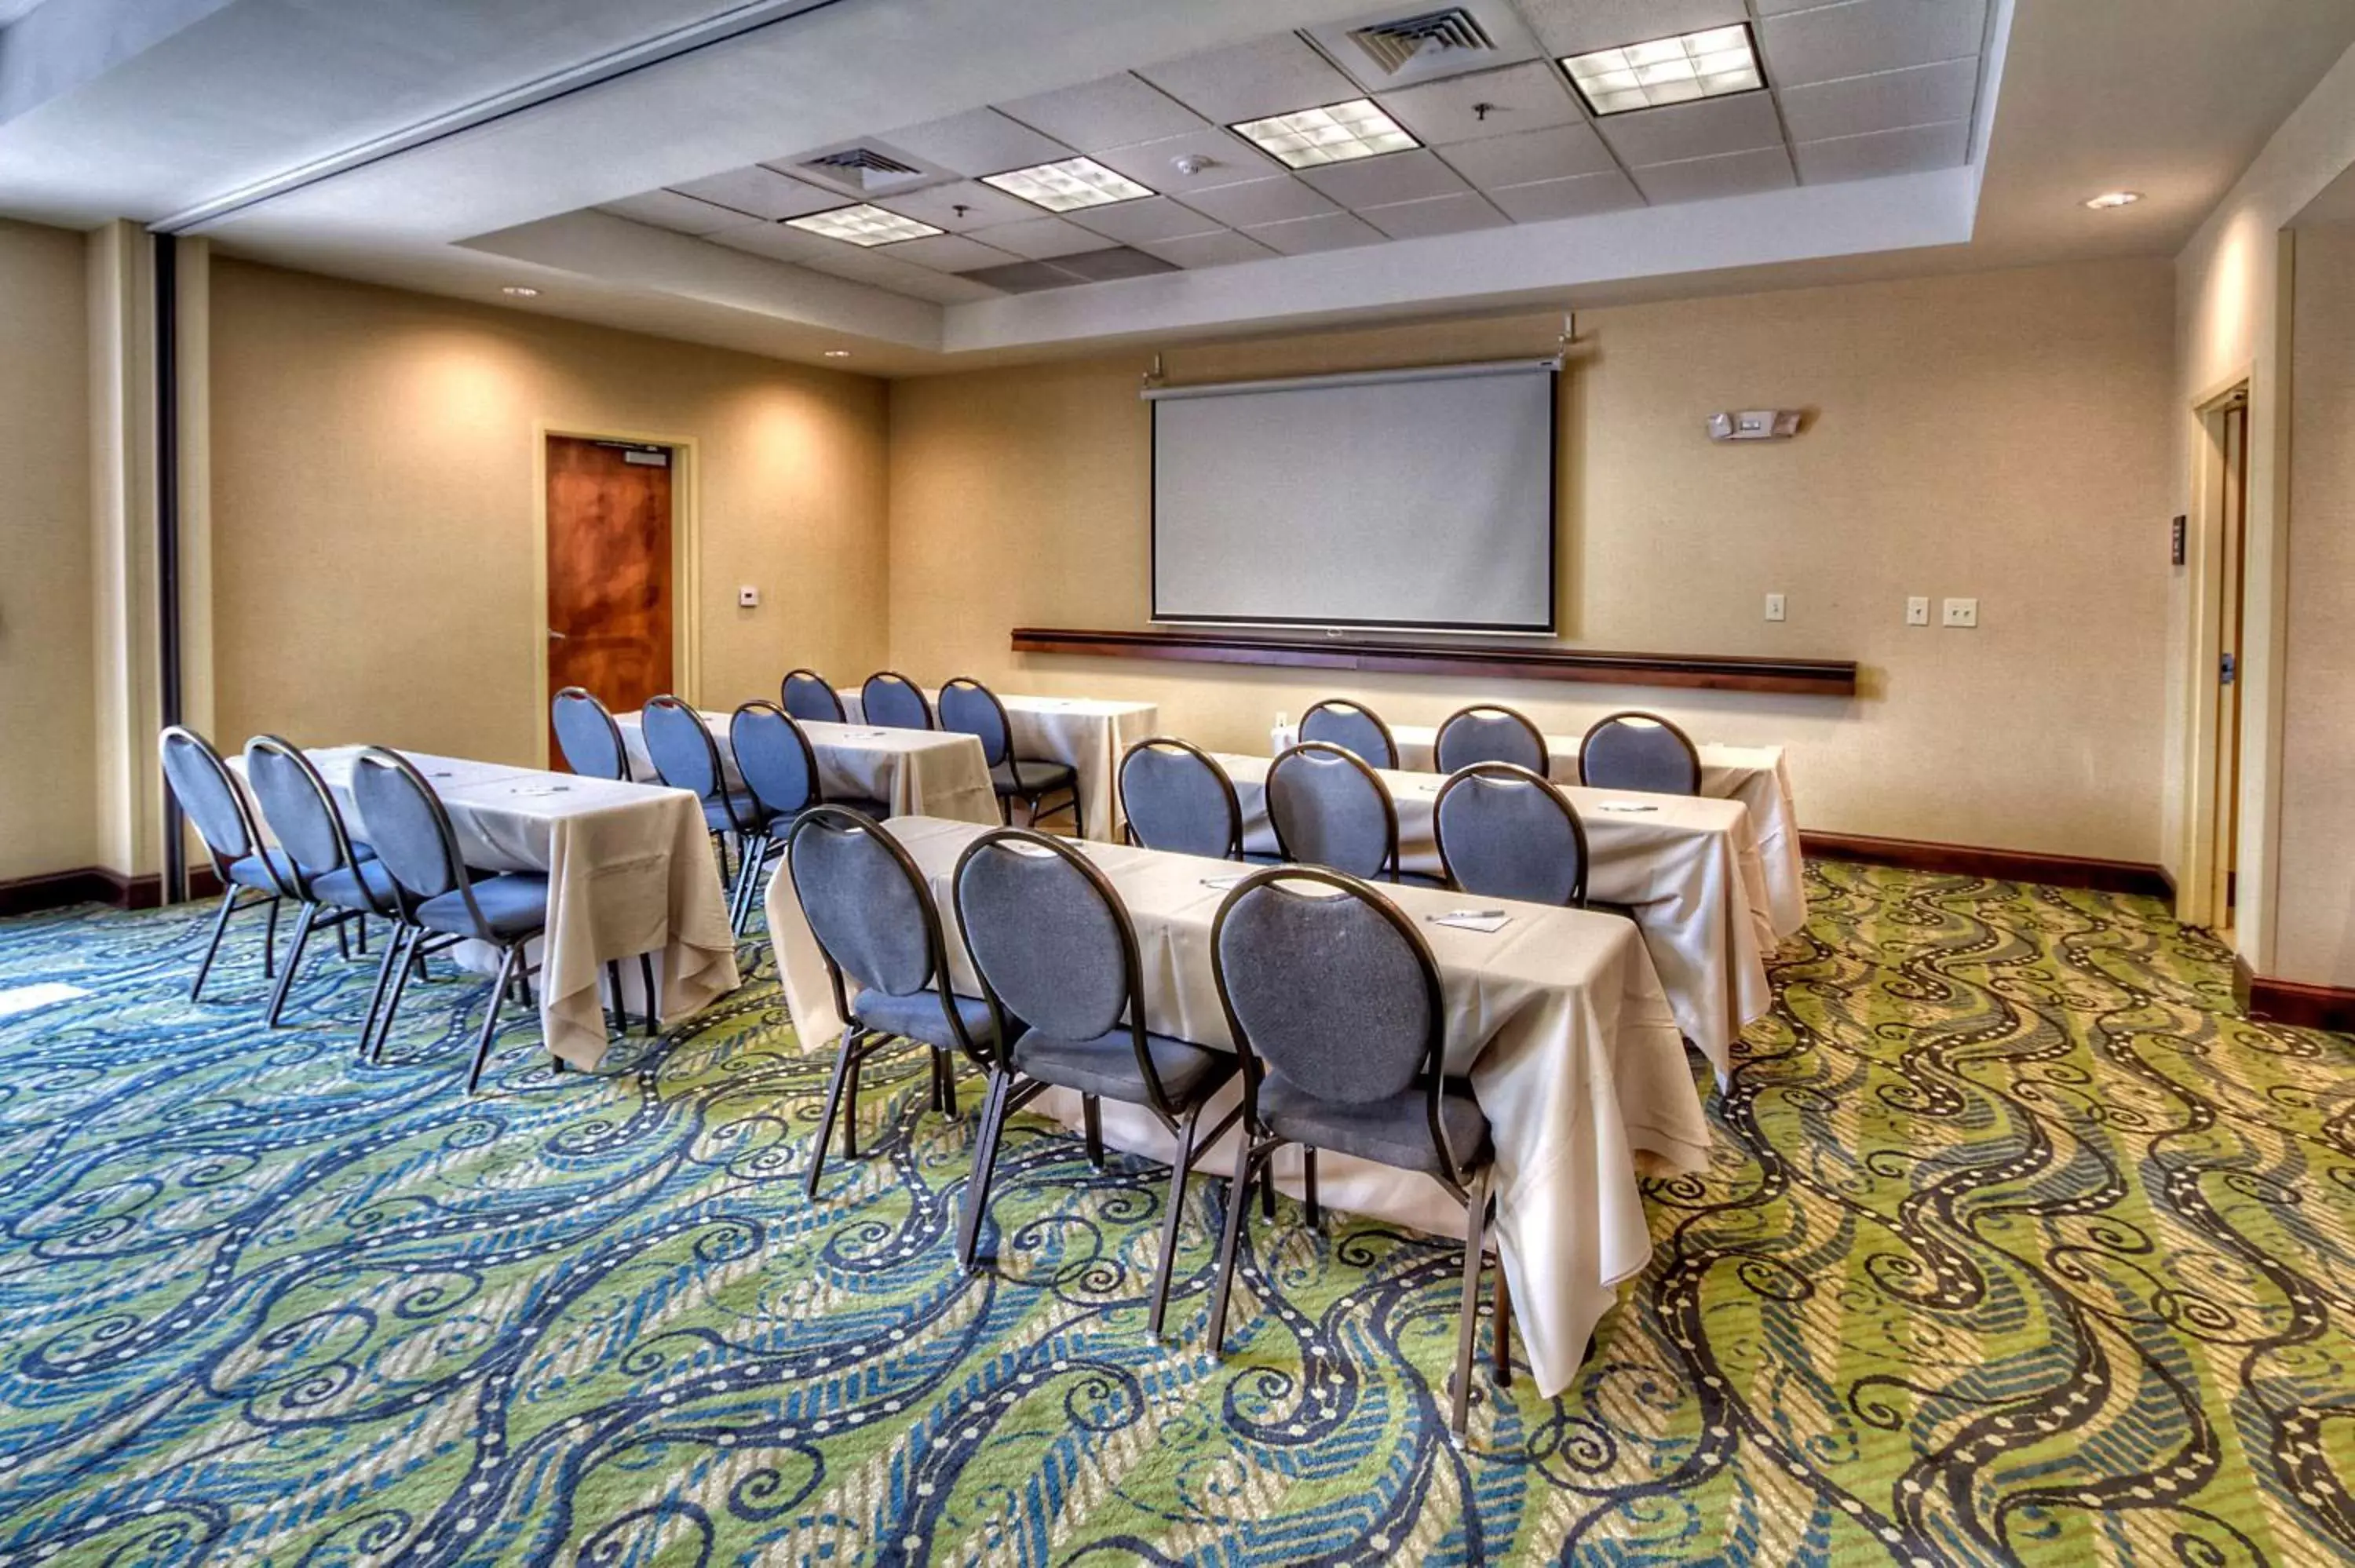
[982, 157, 1154, 212]
[787, 203, 944, 246]
[1229, 99, 1419, 169]
[1563, 24, 1762, 115]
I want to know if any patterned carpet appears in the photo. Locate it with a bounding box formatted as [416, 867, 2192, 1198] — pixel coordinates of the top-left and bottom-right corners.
[0, 863, 2350, 1566]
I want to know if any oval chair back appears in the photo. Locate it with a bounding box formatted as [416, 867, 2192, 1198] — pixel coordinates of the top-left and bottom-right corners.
[1433, 762, 1589, 906]
[1119, 737, 1241, 859]
[730, 702, 820, 819]
[1580, 711, 1702, 796]
[349, 747, 478, 927]
[781, 668, 847, 724]
[1299, 698, 1397, 770]
[161, 725, 268, 884]
[640, 695, 723, 800]
[551, 687, 628, 780]
[1434, 704, 1549, 775]
[243, 737, 366, 895]
[937, 677, 1013, 768]
[1265, 742, 1397, 881]
[861, 671, 933, 731]
[787, 806, 983, 1063]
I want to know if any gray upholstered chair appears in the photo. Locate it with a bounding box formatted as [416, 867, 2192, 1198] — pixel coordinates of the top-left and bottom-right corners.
[1207, 866, 1508, 1434]
[161, 724, 295, 1001]
[1433, 762, 1591, 907]
[1299, 698, 1398, 771]
[939, 676, 1082, 837]
[350, 748, 552, 1092]
[1434, 705, 1550, 776]
[1579, 711, 1702, 796]
[242, 736, 392, 1029]
[643, 695, 772, 902]
[951, 829, 1240, 1332]
[1265, 742, 1403, 883]
[551, 687, 627, 781]
[728, 702, 889, 935]
[787, 805, 991, 1196]
[860, 671, 933, 731]
[1119, 737, 1242, 859]
[781, 668, 847, 724]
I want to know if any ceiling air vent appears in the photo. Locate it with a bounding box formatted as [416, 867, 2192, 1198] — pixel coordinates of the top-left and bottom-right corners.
[1346, 9, 1496, 78]
[801, 147, 925, 191]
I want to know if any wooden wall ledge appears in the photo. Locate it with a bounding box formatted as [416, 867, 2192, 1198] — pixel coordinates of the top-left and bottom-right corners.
[1010, 627, 1858, 697]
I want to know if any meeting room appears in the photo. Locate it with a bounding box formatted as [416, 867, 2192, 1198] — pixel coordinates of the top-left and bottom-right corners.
[2, 0, 2353, 1562]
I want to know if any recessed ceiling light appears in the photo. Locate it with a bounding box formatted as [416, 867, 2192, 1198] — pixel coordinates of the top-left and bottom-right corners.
[502, 285, 540, 297]
[823, 349, 851, 358]
[2083, 191, 2142, 210]
[1229, 99, 1419, 169]
[1562, 24, 1762, 116]
[787, 203, 944, 246]
[981, 156, 1154, 213]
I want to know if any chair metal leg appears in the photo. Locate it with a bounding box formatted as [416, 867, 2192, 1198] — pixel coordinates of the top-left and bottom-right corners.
[1304, 1147, 1320, 1227]
[1260, 1161, 1276, 1219]
[358, 924, 411, 1060]
[356, 917, 368, 956]
[465, 945, 521, 1095]
[805, 1032, 863, 1198]
[637, 952, 658, 1034]
[1451, 1168, 1494, 1436]
[335, 918, 351, 962]
[189, 888, 241, 1001]
[265, 903, 319, 1026]
[1083, 1095, 1104, 1168]
[1148, 1100, 1206, 1338]
[1207, 1136, 1270, 1356]
[958, 1071, 1015, 1271]
[604, 960, 624, 1032]
[372, 927, 423, 1063]
[262, 897, 281, 978]
[1492, 1260, 1513, 1387]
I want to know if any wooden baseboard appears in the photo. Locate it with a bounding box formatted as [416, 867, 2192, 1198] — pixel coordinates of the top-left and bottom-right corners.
[2236, 954, 2355, 1033]
[0, 867, 170, 917]
[1800, 832, 2172, 899]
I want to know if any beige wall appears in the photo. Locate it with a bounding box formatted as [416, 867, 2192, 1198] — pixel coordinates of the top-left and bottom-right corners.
[0, 217, 95, 882]
[888, 259, 2175, 861]
[207, 260, 890, 765]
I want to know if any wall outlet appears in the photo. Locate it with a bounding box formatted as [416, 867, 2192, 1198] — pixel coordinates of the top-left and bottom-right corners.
[1764, 592, 1786, 622]
[1905, 596, 1930, 625]
[737, 585, 761, 608]
[1942, 596, 1978, 628]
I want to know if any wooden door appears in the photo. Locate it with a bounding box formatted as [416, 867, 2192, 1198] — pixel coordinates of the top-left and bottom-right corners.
[546, 437, 674, 765]
[2211, 397, 2248, 931]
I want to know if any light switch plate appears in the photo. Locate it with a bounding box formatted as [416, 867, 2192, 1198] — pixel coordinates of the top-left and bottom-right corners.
[738, 585, 761, 608]
[1906, 596, 1929, 625]
[1942, 596, 1977, 628]
[1764, 592, 1786, 622]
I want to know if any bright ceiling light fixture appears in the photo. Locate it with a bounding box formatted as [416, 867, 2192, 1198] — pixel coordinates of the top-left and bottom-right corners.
[1562, 24, 1762, 115]
[1230, 99, 1420, 169]
[501, 285, 541, 297]
[982, 156, 1154, 212]
[787, 203, 944, 246]
[823, 349, 851, 358]
[2082, 191, 2142, 210]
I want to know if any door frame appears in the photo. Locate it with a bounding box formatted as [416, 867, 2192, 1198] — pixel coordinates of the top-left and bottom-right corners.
[2176, 372, 2251, 931]
[533, 422, 701, 768]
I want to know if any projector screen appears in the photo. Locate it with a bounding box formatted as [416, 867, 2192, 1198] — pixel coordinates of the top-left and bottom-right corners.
[1150, 360, 1557, 633]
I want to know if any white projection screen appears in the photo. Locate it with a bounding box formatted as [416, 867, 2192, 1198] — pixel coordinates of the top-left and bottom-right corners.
[1150, 360, 1557, 633]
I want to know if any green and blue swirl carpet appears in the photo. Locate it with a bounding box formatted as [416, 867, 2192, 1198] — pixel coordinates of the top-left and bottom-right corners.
[0, 862, 2350, 1565]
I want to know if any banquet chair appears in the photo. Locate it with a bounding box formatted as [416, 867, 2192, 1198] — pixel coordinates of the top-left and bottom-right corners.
[1433, 763, 1595, 907]
[1207, 866, 1510, 1435]
[939, 676, 1081, 836]
[1266, 742, 1412, 884]
[160, 725, 296, 1002]
[951, 829, 1240, 1333]
[727, 702, 888, 934]
[1119, 737, 1242, 859]
[349, 747, 552, 1092]
[781, 668, 848, 724]
[1580, 712, 1702, 796]
[1434, 705, 1550, 776]
[643, 694, 772, 907]
[787, 806, 991, 1197]
[1298, 698, 1398, 770]
[551, 687, 628, 780]
[242, 736, 393, 1031]
[860, 671, 933, 731]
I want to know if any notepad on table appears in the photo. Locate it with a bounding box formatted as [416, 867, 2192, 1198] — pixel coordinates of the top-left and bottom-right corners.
[1428, 909, 1513, 933]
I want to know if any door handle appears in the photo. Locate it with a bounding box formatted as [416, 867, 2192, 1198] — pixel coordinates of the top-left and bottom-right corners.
[548, 629, 568, 642]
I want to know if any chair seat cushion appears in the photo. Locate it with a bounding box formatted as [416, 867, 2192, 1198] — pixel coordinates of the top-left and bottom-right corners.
[310, 855, 400, 912]
[227, 848, 298, 893]
[989, 758, 1076, 796]
[417, 873, 550, 940]
[1258, 1074, 1492, 1176]
[853, 987, 996, 1052]
[1013, 1026, 1233, 1109]
[704, 792, 772, 833]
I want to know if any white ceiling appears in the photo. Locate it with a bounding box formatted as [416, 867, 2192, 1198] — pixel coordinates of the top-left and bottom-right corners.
[0, 0, 2350, 374]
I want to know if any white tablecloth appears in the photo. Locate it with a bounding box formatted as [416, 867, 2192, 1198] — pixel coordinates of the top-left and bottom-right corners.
[1221, 752, 1772, 1078]
[242, 749, 739, 1070]
[840, 689, 1157, 841]
[615, 710, 999, 826]
[1276, 722, 1806, 940]
[764, 815, 1711, 1398]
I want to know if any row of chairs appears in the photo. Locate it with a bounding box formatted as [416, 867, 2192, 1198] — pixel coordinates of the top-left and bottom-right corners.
[159, 727, 565, 1091]
[789, 809, 1510, 1435]
[781, 668, 1080, 834]
[1299, 699, 1704, 797]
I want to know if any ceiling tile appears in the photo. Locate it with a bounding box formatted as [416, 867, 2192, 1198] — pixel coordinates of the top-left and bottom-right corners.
[1242, 210, 1386, 255]
[961, 259, 1088, 294]
[865, 268, 1004, 304]
[1053, 246, 1185, 282]
[1437, 123, 1617, 188]
[667, 166, 841, 221]
[995, 71, 1206, 150]
[704, 222, 837, 262]
[1375, 61, 1584, 147]
[1134, 229, 1276, 268]
[962, 216, 1118, 259]
[1760, 0, 1988, 88]
[1519, 0, 1748, 58]
[1063, 195, 1223, 245]
[1778, 57, 1979, 142]
[867, 180, 1039, 231]
[1485, 169, 1646, 221]
[1137, 35, 1361, 126]
[1084, 126, 1283, 194]
[798, 246, 988, 301]
[882, 233, 1020, 272]
[1794, 118, 1970, 183]
[1174, 173, 1339, 227]
[883, 108, 1073, 177]
[597, 190, 762, 235]
[1597, 91, 1782, 166]
[1360, 191, 1512, 239]
[1295, 148, 1470, 209]
[1630, 145, 1795, 203]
